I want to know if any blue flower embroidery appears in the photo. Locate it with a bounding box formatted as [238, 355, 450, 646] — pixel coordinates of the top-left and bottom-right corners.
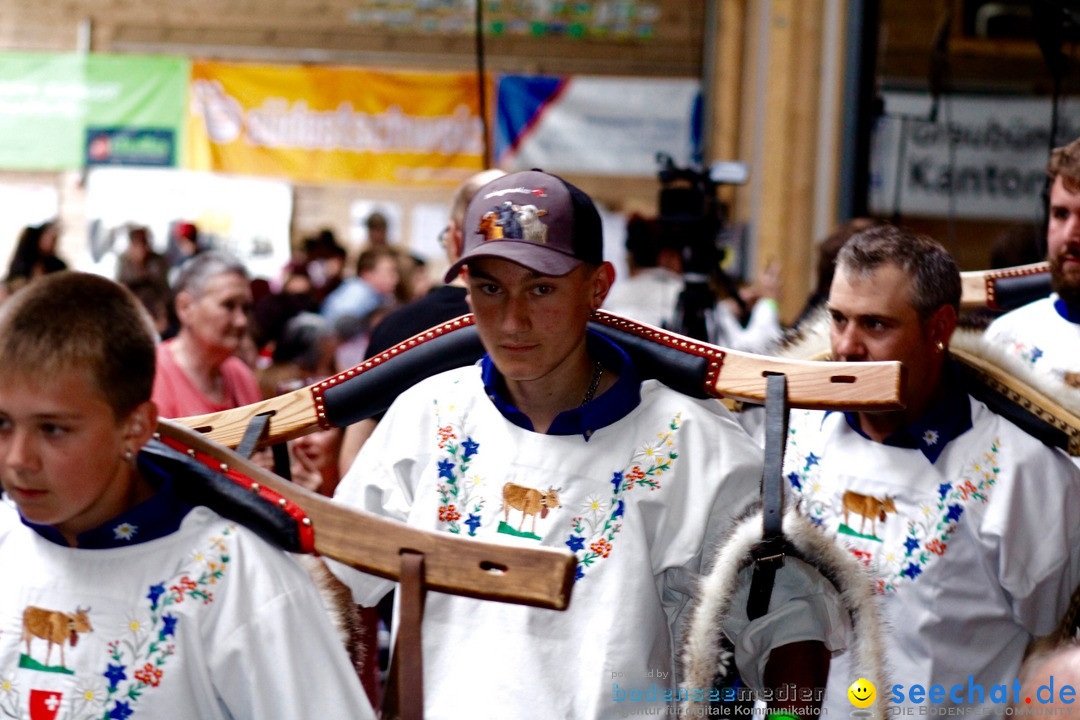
[804, 452, 820, 469]
[903, 536, 920, 555]
[465, 513, 482, 536]
[937, 482, 952, 500]
[611, 471, 623, 493]
[437, 458, 456, 481]
[946, 504, 963, 522]
[1031, 347, 1043, 362]
[105, 663, 127, 689]
[147, 583, 165, 608]
[612, 500, 625, 520]
[160, 613, 178, 640]
[902, 563, 922, 580]
[109, 701, 134, 720]
[787, 471, 802, 490]
[462, 438, 479, 459]
[566, 535, 585, 552]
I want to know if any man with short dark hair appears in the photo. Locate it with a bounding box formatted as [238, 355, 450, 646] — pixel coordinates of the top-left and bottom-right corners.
[985, 138, 1080, 387]
[329, 170, 765, 719]
[771, 225, 1080, 713]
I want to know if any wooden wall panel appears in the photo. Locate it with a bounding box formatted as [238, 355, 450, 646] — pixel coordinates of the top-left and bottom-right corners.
[0, 0, 706, 77]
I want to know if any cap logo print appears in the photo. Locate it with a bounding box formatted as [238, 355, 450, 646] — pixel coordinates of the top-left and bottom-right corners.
[477, 201, 549, 244]
[482, 186, 547, 200]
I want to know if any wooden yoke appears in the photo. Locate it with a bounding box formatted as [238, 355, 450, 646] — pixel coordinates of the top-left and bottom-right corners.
[174, 311, 905, 450]
[169, 311, 904, 720]
[155, 418, 575, 609]
[960, 261, 1050, 311]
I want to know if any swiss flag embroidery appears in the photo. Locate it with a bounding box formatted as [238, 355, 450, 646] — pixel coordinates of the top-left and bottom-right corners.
[29, 689, 63, 720]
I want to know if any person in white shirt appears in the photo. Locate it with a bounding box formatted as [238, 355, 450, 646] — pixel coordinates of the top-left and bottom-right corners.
[985, 137, 1080, 388]
[329, 170, 768, 719]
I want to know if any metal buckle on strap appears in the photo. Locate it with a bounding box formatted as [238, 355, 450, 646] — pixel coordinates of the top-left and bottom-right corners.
[753, 552, 786, 568]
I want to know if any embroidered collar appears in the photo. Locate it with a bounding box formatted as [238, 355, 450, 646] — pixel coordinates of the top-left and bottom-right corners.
[481, 330, 641, 440]
[23, 452, 194, 548]
[840, 361, 972, 464]
[1053, 293, 1080, 324]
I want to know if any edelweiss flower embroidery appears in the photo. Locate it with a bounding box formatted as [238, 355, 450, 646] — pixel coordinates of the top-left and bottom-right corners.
[582, 494, 607, 514]
[922, 430, 939, 446]
[113, 522, 138, 541]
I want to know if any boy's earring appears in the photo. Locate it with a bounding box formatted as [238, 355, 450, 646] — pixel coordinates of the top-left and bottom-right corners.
[123, 449, 134, 464]
[936, 340, 945, 352]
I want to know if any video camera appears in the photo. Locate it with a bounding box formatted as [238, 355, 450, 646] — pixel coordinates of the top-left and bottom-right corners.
[655, 154, 748, 341]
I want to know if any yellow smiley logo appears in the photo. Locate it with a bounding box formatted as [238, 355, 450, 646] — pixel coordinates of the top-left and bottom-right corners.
[848, 678, 876, 708]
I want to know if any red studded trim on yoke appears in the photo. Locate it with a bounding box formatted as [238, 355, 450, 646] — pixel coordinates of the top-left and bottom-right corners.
[159, 435, 316, 554]
[590, 310, 726, 394]
[309, 315, 478, 430]
[984, 263, 1050, 311]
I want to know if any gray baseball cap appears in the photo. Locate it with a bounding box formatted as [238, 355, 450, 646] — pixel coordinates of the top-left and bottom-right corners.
[444, 169, 603, 282]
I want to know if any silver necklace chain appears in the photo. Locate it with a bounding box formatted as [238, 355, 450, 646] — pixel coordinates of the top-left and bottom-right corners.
[581, 361, 604, 406]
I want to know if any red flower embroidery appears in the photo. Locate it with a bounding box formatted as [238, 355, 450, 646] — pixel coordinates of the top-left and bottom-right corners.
[438, 505, 461, 522]
[850, 549, 872, 568]
[590, 539, 613, 558]
[959, 480, 977, 500]
[926, 539, 947, 556]
[170, 576, 197, 600]
[437, 425, 456, 448]
[135, 663, 163, 687]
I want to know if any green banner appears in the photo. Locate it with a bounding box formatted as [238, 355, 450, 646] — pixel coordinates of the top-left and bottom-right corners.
[0, 52, 188, 170]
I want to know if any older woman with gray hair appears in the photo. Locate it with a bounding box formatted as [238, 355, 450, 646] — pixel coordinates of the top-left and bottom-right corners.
[151, 250, 262, 418]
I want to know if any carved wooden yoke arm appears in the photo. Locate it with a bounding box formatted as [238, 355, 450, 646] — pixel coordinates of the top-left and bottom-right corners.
[174, 310, 905, 450]
[154, 418, 575, 610]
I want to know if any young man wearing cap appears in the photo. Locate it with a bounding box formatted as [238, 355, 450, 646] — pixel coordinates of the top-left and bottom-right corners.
[329, 170, 765, 718]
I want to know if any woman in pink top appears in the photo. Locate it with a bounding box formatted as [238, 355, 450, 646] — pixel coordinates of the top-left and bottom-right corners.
[152, 250, 262, 418]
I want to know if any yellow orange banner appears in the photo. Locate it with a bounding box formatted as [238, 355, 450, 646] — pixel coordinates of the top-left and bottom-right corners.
[186, 61, 487, 184]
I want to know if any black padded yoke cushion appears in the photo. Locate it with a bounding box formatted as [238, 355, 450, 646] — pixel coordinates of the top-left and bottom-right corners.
[316, 314, 718, 430]
[320, 323, 486, 428]
[140, 438, 314, 554]
[986, 271, 1050, 312]
[590, 320, 714, 399]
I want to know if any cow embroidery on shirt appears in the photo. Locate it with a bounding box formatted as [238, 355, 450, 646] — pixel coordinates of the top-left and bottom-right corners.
[785, 422, 1001, 594]
[839, 491, 897, 540]
[3, 525, 234, 720]
[498, 484, 561, 540]
[19, 606, 93, 673]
